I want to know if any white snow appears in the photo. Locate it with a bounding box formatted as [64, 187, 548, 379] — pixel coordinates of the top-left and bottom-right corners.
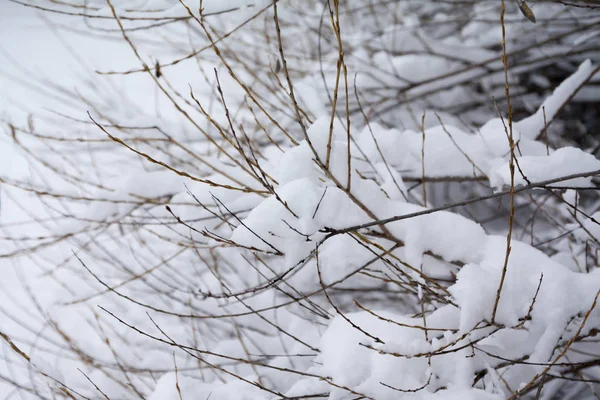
[491, 147, 600, 189]
[2, 1, 600, 400]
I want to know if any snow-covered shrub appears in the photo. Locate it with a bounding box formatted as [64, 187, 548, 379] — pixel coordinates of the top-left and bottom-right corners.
[1, 1, 600, 399]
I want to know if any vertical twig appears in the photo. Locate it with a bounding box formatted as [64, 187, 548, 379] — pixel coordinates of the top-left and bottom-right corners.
[492, 0, 516, 324]
[420, 111, 427, 206]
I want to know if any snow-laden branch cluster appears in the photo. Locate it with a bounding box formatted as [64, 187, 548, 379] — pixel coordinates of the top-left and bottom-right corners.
[1, 1, 600, 399]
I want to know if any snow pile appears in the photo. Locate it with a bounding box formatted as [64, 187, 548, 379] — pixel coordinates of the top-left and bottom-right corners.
[219, 116, 600, 399]
[492, 147, 600, 189]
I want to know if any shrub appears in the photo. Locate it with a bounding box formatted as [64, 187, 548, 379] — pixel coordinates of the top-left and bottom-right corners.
[1, 1, 600, 399]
